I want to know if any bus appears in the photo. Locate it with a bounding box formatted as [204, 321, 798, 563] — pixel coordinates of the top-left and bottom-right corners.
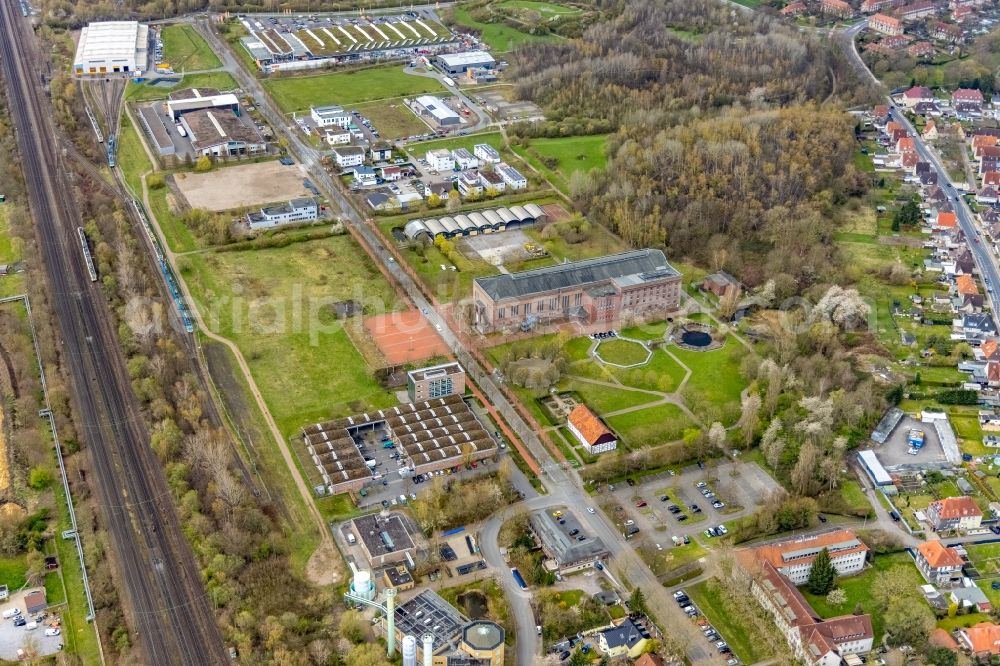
[511, 568, 527, 590]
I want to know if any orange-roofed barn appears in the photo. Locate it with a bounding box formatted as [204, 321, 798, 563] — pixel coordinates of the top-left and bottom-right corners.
[915, 540, 964, 585]
[566, 405, 617, 455]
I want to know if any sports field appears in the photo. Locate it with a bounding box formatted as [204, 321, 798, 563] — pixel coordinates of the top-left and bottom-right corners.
[263, 67, 447, 113]
[159, 24, 222, 71]
[180, 235, 402, 435]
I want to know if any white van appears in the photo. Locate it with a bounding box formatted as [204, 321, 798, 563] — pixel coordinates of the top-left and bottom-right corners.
[2, 608, 20, 619]
[25, 621, 37, 630]
[346, 533, 357, 545]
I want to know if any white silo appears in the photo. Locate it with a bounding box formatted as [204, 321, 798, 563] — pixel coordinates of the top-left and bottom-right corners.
[402, 635, 417, 666]
[348, 563, 376, 601]
[422, 632, 434, 666]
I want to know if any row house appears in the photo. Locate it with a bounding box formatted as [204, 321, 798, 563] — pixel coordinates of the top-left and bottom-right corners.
[822, 0, 856, 17]
[869, 13, 904, 35]
[909, 41, 936, 58]
[899, 0, 937, 20]
[881, 34, 911, 48]
[954, 88, 985, 109]
[929, 21, 962, 42]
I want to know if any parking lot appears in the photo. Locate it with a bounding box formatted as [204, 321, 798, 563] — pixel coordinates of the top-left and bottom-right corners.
[671, 589, 741, 665]
[0, 591, 63, 660]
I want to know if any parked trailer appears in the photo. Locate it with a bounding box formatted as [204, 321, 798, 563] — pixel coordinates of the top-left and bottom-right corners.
[77, 227, 97, 282]
[442, 76, 455, 87]
[511, 568, 527, 590]
[175, 124, 187, 138]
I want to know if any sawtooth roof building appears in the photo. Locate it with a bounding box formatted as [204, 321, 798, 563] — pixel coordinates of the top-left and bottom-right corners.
[473, 249, 681, 333]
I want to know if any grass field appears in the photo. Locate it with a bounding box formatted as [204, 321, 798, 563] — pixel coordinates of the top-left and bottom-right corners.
[180, 235, 401, 435]
[126, 71, 239, 101]
[558, 378, 658, 415]
[160, 24, 222, 71]
[263, 67, 447, 113]
[497, 0, 582, 14]
[967, 542, 1000, 575]
[451, 4, 559, 51]
[354, 99, 429, 140]
[0, 205, 23, 298]
[671, 338, 746, 422]
[117, 113, 150, 197]
[594, 338, 649, 366]
[638, 539, 706, 576]
[800, 552, 924, 643]
[512, 134, 609, 194]
[688, 578, 776, 663]
[606, 402, 692, 446]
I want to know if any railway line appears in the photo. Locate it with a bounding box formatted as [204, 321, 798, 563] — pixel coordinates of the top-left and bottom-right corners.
[0, 2, 227, 663]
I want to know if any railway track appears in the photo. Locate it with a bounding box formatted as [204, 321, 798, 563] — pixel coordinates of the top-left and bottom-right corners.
[0, 2, 227, 664]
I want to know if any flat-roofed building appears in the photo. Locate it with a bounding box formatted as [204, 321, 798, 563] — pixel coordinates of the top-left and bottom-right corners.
[407, 362, 466, 402]
[415, 95, 461, 127]
[73, 21, 149, 76]
[179, 108, 266, 157]
[351, 512, 418, 566]
[166, 88, 240, 121]
[474, 144, 501, 164]
[394, 590, 468, 660]
[310, 105, 351, 128]
[473, 249, 681, 334]
[496, 163, 527, 190]
[435, 50, 496, 75]
[456, 621, 504, 665]
[530, 508, 609, 573]
[246, 197, 318, 230]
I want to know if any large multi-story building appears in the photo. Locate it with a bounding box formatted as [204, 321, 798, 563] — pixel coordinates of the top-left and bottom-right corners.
[869, 13, 904, 35]
[310, 105, 351, 128]
[751, 530, 869, 585]
[915, 540, 964, 586]
[736, 533, 874, 666]
[407, 362, 466, 402]
[472, 249, 681, 334]
[926, 496, 983, 531]
[73, 21, 149, 76]
[246, 197, 318, 230]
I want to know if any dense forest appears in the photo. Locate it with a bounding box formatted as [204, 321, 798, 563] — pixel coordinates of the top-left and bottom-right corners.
[510, 0, 879, 289]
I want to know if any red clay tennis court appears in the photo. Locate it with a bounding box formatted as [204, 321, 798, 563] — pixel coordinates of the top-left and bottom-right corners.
[364, 310, 449, 364]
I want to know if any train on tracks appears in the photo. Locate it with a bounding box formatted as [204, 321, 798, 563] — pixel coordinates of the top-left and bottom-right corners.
[77, 227, 97, 282]
[129, 198, 194, 333]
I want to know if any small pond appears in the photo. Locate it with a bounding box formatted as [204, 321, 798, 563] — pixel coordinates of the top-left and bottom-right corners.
[680, 330, 713, 347]
[457, 590, 488, 619]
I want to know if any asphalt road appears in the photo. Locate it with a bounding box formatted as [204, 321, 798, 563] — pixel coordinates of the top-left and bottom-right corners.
[0, 4, 226, 663]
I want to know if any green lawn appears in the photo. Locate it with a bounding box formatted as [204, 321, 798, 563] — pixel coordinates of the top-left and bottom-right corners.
[148, 183, 201, 254]
[838, 479, 874, 516]
[263, 67, 447, 113]
[497, 0, 582, 14]
[126, 71, 239, 101]
[117, 113, 151, 197]
[967, 542, 1000, 575]
[160, 24, 222, 71]
[688, 578, 775, 663]
[0, 556, 27, 590]
[353, 99, 430, 140]
[800, 552, 925, 643]
[638, 539, 706, 576]
[621, 321, 669, 341]
[557, 378, 658, 415]
[180, 235, 400, 436]
[594, 338, 649, 366]
[512, 134, 609, 194]
[670, 338, 746, 422]
[606, 403, 693, 448]
[605, 348, 688, 393]
[451, 4, 559, 51]
[0, 205, 23, 298]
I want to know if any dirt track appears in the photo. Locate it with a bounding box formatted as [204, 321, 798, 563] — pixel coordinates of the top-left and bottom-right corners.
[174, 161, 311, 211]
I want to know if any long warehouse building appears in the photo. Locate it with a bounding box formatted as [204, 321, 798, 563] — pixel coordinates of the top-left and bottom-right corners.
[73, 21, 149, 76]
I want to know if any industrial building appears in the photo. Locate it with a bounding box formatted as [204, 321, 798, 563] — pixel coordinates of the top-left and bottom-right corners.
[351, 512, 418, 566]
[179, 108, 267, 157]
[435, 51, 496, 75]
[454, 621, 504, 665]
[73, 21, 149, 76]
[857, 449, 893, 487]
[246, 197, 318, 230]
[402, 204, 548, 242]
[529, 508, 609, 573]
[407, 362, 466, 402]
[301, 393, 498, 495]
[414, 95, 461, 127]
[473, 249, 682, 334]
[166, 88, 240, 121]
[394, 590, 468, 659]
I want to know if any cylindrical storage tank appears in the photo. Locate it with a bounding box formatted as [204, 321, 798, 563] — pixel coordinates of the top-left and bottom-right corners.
[422, 633, 434, 666]
[402, 635, 417, 666]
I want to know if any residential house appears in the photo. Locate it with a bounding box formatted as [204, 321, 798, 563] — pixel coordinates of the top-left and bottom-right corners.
[915, 540, 964, 585]
[457, 170, 483, 197]
[870, 13, 904, 34]
[366, 191, 400, 212]
[496, 163, 527, 190]
[938, 211, 958, 229]
[881, 34, 911, 49]
[985, 171, 1000, 187]
[873, 104, 890, 123]
[332, 146, 365, 168]
[23, 590, 45, 614]
[961, 312, 997, 342]
[958, 622, 1000, 659]
[352, 166, 377, 186]
[951, 582, 993, 612]
[370, 143, 392, 162]
[781, 1, 806, 15]
[982, 157, 1000, 174]
[909, 41, 936, 59]
[567, 404, 618, 455]
[474, 143, 501, 164]
[956, 273, 980, 296]
[982, 339, 1000, 360]
[324, 128, 352, 146]
[977, 146, 1000, 163]
[954, 88, 985, 108]
[955, 248, 975, 275]
[424, 181, 453, 200]
[451, 148, 479, 170]
[901, 85, 935, 107]
[822, 0, 855, 16]
[920, 170, 938, 187]
[899, 0, 936, 19]
[379, 166, 406, 182]
[929, 20, 962, 42]
[953, 4, 974, 20]
[977, 186, 999, 205]
[926, 496, 983, 531]
[634, 655, 665, 666]
[478, 170, 505, 193]
[426, 148, 455, 172]
[913, 101, 941, 116]
[897, 136, 917, 153]
[902, 151, 920, 172]
[862, 0, 890, 11]
[596, 618, 649, 659]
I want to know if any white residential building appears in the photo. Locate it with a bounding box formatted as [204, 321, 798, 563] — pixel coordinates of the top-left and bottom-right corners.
[497, 162, 527, 190]
[452, 148, 479, 170]
[310, 105, 351, 128]
[333, 146, 365, 168]
[324, 128, 352, 146]
[474, 143, 501, 164]
[426, 148, 455, 172]
[246, 197, 318, 230]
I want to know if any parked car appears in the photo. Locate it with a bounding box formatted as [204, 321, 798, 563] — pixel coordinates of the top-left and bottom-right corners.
[2, 608, 20, 619]
[12, 617, 25, 627]
[44, 628, 60, 637]
[712, 501, 725, 509]
[635, 500, 647, 508]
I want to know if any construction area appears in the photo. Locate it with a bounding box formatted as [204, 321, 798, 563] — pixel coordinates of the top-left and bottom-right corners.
[301, 393, 498, 495]
[364, 309, 450, 365]
[172, 160, 312, 211]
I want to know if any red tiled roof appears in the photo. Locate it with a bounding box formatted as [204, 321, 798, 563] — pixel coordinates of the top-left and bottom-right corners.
[635, 655, 665, 666]
[982, 339, 998, 359]
[955, 88, 985, 102]
[962, 622, 1000, 655]
[930, 495, 983, 519]
[904, 85, 933, 99]
[956, 274, 979, 295]
[938, 211, 958, 228]
[752, 530, 870, 571]
[917, 540, 964, 569]
[567, 405, 615, 446]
